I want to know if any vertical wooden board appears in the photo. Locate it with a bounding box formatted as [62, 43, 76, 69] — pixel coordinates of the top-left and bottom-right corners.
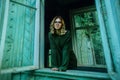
[20, 73, 35, 80]
[1, 2, 14, 68]
[0, 0, 6, 43]
[104, 0, 120, 76]
[11, 0, 36, 7]
[1, 0, 37, 72]
[13, 3, 24, 67]
[35, 76, 42, 80]
[35, 76, 62, 80]
[1, 2, 25, 69]
[7, 2, 22, 68]
[12, 73, 21, 80]
[95, 0, 114, 72]
[22, 7, 35, 66]
[0, 74, 12, 80]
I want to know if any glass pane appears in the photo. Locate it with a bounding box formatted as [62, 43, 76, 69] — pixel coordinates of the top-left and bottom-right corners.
[91, 28, 106, 65]
[74, 11, 98, 28]
[76, 29, 95, 66]
[76, 28, 106, 67]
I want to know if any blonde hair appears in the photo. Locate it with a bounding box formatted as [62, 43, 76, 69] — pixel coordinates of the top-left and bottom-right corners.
[50, 16, 66, 35]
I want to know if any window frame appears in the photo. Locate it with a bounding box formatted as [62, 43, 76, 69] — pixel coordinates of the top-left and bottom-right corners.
[69, 4, 114, 73]
[95, 0, 114, 73]
[70, 6, 106, 68]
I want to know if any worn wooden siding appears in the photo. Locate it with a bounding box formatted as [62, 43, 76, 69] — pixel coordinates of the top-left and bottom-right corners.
[104, 0, 120, 79]
[0, 0, 9, 80]
[0, 70, 111, 80]
[0, 0, 6, 44]
[105, 0, 120, 74]
[10, 69, 111, 80]
[95, 0, 114, 73]
[104, 0, 120, 74]
[11, 72, 111, 80]
[1, 0, 120, 80]
[1, 0, 36, 69]
[96, 0, 120, 79]
[109, 0, 120, 45]
[0, 74, 12, 80]
[12, 0, 36, 7]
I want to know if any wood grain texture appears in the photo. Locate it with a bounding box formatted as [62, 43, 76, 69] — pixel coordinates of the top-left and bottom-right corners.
[1, 0, 36, 70]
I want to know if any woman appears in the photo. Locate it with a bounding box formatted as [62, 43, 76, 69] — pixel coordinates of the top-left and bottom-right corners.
[48, 16, 72, 71]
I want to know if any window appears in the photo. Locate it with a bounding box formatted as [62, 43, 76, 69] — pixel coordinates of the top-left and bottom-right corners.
[0, 0, 114, 77]
[45, 0, 109, 73]
[70, 6, 106, 69]
[0, 0, 6, 45]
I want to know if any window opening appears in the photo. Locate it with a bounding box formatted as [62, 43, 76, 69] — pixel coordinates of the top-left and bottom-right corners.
[45, 0, 107, 72]
[71, 6, 107, 72]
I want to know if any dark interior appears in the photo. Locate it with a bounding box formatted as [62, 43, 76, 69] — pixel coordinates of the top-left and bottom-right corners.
[44, 0, 107, 72]
[44, 0, 107, 73]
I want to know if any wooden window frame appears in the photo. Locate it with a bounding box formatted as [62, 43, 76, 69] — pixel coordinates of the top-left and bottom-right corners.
[0, 0, 45, 74]
[70, 6, 107, 68]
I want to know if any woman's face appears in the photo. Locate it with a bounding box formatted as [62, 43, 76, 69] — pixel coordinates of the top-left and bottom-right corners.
[54, 18, 62, 30]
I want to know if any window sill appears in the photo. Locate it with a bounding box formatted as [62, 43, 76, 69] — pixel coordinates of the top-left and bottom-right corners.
[32, 68, 111, 80]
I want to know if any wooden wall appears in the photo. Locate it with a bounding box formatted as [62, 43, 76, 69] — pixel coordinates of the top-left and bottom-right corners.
[11, 70, 111, 80]
[0, 0, 6, 44]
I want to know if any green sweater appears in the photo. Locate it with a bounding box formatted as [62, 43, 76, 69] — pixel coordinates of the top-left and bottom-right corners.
[48, 30, 72, 71]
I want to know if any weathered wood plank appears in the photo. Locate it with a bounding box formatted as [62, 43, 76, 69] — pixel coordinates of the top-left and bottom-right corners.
[11, 0, 36, 7]
[0, 0, 6, 43]
[1, 0, 39, 73]
[95, 0, 113, 72]
[21, 73, 35, 80]
[2, 1, 36, 68]
[104, 0, 120, 74]
[11, 68, 110, 80]
[0, 73, 12, 80]
[22, 7, 35, 66]
[12, 73, 21, 80]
